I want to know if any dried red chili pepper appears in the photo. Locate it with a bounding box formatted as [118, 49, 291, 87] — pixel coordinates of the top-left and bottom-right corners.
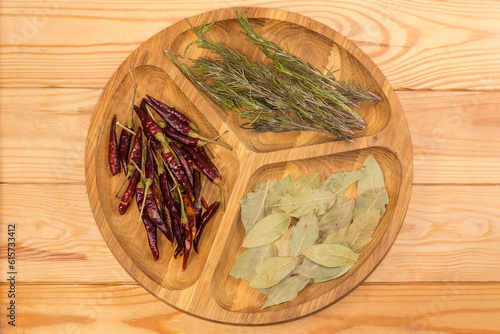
[197, 146, 221, 179]
[145, 189, 172, 242]
[144, 98, 190, 135]
[114, 127, 143, 199]
[182, 192, 197, 241]
[128, 127, 142, 168]
[193, 169, 201, 207]
[158, 164, 184, 253]
[117, 169, 140, 215]
[146, 95, 196, 130]
[142, 125, 162, 151]
[169, 142, 194, 186]
[134, 105, 169, 148]
[118, 102, 136, 174]
[118, 65, 138, 175]
[159, 202, 174, 244]
[136, 180, 159, 261]
[118, 127, 133, 174]
[194, 201, 220, 253]
[174, 243, 183, 259]
[108, 114, 120, 175]
[200, 196, 209, 211]
[150, 182, 163, 218]
[145, 98, 230, 149]
[182, 146, 222, 186]
[162, 145, 195, 202]
[162, 123, 200, 147]
[195, 207, 202, 228]
[181, 146, 203, 173]
[180, 208, 192, 271]
[145, 140, 155, 181]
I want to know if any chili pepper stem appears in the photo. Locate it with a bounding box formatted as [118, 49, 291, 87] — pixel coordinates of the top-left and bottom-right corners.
[210, 130, 228, 141]
[197, 176, 208, 208]
[190, 131, 232, 150]
[139, 179, 153, 222]
[131, 160, 145, 178]
[204, 145, 216, 160]
[215, 180, 227, 193]
[128, 65, 137, 88]
[116, 121, 137, 136]
[144, 104, 157, 121]
[189, 122, 199, 132]
[131, 160, 150, 222]
[126, 66, 137, 128]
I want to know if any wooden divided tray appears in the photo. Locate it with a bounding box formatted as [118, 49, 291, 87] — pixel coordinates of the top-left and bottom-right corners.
[85, 7, 413, 324]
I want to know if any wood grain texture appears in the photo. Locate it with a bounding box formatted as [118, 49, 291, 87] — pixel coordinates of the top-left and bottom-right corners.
[400, 91, 500, 184]
[0, 184, 130, 283]
[1, 1, 499, 331]
[85, 7, 413, 323]
[1, 184, 499, 284]
[0, 88, 95, 183]
[1, 283, 499, 333]
[2, 89, 499, 184]
[0, 0, 499, 90]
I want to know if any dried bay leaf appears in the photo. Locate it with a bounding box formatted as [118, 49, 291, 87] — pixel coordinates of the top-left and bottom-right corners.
[303, 243, 359, 267]
[320, 170, 363, 197]
[239, 180, 275, 232]
[257, 287, 272, 295]
[276, 188, 335, 218]
[265, 175, 293, 215]
[318, 198, 355, 234]
[230, 244, 277, 281]
[358, 155, 385, 196]
[335, 195, 349, 205]
[262, 267, 311, 308]
[323, 225, 349, 244]
[300, 258, 353, 282]
[312, 267, 352, 282]
[235, 155, 388, 309]
[250, 256, 298, 289]
[353, 187, 389, 219]
[345, 210, 380, 252]
[242, 212, 291, 248]
[283, 173, 319, 196]
[290, 212, 319, 257]
[274, 225, 294, 257]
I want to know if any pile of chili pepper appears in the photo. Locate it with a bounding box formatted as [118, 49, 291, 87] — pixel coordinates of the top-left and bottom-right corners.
[108, 94, 224, 270]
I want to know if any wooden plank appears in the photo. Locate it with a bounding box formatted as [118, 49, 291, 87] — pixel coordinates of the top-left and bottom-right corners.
[0, 184, 131, 283]
[400, 91, 500, 185]
[1, 283, 499, 332]
[2, 89, 499, 184]
[1, 0, 499, 90]
[1, 183, 499, 284]
[369, 184, 500, 283]
[0, 88, 96, 183]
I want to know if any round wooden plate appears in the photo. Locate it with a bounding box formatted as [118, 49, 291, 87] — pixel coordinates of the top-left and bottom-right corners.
[85, 7, 413, 324]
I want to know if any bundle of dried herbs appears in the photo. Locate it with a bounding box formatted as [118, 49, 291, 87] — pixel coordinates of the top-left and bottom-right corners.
[165, 11, 380, 142]
[230, 155, 389, 308]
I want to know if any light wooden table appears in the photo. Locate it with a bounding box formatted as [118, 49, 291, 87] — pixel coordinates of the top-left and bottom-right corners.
[1, 1, 499, 332]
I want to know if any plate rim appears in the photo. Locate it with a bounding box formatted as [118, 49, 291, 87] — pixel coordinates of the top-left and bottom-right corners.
[85, 6, 414, 324]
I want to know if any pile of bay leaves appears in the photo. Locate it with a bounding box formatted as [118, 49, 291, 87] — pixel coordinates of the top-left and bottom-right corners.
[229, 155, 389, 308]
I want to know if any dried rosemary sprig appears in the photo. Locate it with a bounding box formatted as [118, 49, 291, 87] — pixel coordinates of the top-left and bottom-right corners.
[164, 13, 380, 142]
[235, 11, 381, 107]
